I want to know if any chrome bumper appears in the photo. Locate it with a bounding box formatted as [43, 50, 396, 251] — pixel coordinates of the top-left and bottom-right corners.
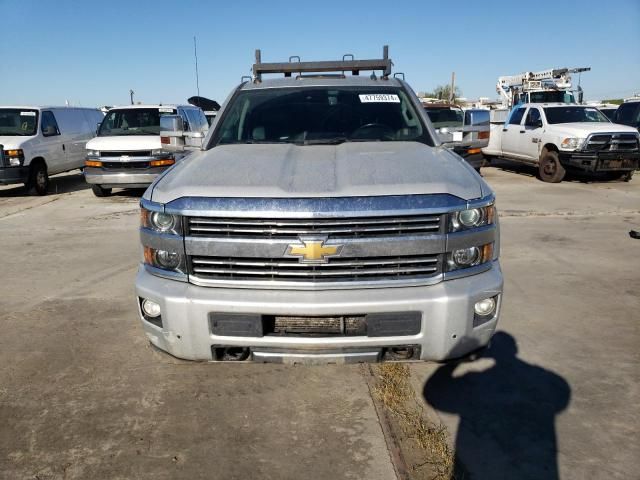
[134, 262, 504, 363]
[84, 167, 166, 188]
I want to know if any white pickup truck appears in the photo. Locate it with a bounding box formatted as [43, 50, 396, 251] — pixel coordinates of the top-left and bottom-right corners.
[482, 103, 640, 182]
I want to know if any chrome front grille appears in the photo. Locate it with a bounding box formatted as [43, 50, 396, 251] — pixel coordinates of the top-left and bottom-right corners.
[583, 134, 639, 152]
[190, 254, 441, 283]
[100, 150, 152, 157]
[187, 214, 442, 239]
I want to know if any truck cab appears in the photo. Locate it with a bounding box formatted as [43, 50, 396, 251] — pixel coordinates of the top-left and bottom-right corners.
[134, 47, 503, 364]
[84, 104, 208, 197]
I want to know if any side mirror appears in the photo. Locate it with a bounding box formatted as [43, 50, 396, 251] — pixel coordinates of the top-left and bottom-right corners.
[96, 122, 101, 135]
[464, 109, 490, 127]
[43, 125, 57, 136]
[535, 119, 543, 128]
[160, 115, 204, 152]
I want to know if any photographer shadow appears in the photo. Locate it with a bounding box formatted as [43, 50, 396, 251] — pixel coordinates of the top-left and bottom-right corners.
[424, 332, 571, 480]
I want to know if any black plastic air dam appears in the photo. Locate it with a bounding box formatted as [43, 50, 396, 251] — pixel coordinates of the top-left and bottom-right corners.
[209, 311, 422, 338]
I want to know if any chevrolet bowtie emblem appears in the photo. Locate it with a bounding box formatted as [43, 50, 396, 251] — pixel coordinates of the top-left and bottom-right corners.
[286, 237, 343, 263]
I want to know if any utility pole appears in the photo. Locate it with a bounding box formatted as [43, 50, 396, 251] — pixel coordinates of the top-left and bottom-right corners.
[129, 89, 135, 105]
[450, 72, 456, 103]
[194, 36, 200, 98]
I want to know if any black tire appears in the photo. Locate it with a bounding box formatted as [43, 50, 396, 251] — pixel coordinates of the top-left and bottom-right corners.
[538, 150, 566, 183]
[25, 161, 49, 196]
[91, 184, 112, 197]
[619, 171, 634, 182]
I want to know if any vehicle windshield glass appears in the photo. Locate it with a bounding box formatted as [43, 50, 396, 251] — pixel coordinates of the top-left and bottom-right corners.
[98, 108, 176, 136]
[214, 87, 428, 145]
[529, 91, 575, 103]
[543, 107, 610, 124]
[424, 108, 464, 129]
[0, 109, 38, 136]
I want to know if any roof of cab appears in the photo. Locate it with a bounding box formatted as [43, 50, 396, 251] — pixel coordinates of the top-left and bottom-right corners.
[0, 105, 100, 110]
[240, 76, 404, 90]
[108, 104, 194, 110]
[520, 102, 589, 108]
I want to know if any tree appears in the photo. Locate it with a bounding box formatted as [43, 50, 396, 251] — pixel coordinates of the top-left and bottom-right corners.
[432, 84, 463, 102]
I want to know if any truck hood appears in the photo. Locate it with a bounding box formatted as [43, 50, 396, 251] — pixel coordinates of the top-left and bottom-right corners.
[549, 123, 640, 138]
[150, 142, 485, 203]
[85, 135, 160, 152]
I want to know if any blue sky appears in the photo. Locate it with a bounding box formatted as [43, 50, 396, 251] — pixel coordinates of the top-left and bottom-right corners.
[1, 0, 638, 107]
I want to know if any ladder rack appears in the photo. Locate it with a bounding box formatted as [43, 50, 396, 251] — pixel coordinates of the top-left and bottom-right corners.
[252, 46, 392, 82]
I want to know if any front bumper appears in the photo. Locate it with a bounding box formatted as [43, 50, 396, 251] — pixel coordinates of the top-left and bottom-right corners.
[134, 262, 504, 363]
[84, 166, 167, 188]
[559, 151, 640, 172]
[0, 166, 28, 185]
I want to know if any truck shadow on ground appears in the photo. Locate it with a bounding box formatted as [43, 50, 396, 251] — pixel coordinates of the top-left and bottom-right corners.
[0, 171, 90, 197]
[488, 158, 629, 183]
[423, 332, 571, 480]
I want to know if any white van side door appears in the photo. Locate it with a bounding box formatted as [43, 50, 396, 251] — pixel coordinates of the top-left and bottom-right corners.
[53, 108, 89, 171]
[39, 110, 67, 175]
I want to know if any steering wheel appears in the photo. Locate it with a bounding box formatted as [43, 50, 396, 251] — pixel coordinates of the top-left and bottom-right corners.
[350, 123, 395, 140]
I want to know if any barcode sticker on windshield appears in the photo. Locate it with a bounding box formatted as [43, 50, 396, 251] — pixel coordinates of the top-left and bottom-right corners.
[159, 108, 174, 113]
[21, 111, 36, 116]
[359, 94, 400, 103]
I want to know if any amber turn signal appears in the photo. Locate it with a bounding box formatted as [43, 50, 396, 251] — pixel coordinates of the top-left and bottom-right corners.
[150, 159, 175, 167]
[85, 159, 103, 167]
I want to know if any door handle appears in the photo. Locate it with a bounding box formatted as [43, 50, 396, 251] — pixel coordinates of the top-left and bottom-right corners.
[502, 128, 508, 132]
[62, 144, 65, 151]
[519, 130, 525, 133]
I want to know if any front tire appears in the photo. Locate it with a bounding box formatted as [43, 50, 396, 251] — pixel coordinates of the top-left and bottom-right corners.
[538, 150, 566, 183]
[91, 184, 112, 197]
[26, 162, 49, 196]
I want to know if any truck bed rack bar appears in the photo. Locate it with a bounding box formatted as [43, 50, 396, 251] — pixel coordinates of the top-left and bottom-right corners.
[253, 46, 392, 82]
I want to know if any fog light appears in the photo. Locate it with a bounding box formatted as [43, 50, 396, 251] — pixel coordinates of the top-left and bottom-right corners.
[141, 299, 161, 318]
[474, 297, 496, 317]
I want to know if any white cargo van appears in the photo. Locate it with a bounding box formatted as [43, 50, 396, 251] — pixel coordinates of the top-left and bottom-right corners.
[84, 105, 208, 197]
[0, 106, 104, 195]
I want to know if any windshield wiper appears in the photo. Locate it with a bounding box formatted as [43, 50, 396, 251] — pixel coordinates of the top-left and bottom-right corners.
[300, 137, 349, 145]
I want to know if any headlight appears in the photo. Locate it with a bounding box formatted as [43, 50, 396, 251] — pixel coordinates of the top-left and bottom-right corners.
[9, 157, 22, 166]
[560, 137, 583, 150]
[447, 243, 493, 271]
[86, 149, 100, 157]
[140, 207, 182, 235]
[151, 148, 164, 156]
[449, 205, 495, 232]
[143, 246, 184, 272]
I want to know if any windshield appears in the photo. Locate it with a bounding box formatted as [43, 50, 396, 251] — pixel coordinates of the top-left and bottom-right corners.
[0, 109, 38, 136]
[543, 107, 610, 124]
[424, 108, 464, 129]
[528, 91, 575, 104]
[214, 87, 428, 146]
[98, 108, 176, 136]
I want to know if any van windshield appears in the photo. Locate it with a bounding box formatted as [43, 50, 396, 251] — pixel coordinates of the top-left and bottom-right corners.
[0, 109, 38, 136]
[98, 108, 176, 136]
[543, 107, 610, 124]
[214, 87, 429, 146]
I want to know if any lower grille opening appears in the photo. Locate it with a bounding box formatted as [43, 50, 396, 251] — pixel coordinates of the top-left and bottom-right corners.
[264, 315, 367, 337]
[211, 346, 251, 361]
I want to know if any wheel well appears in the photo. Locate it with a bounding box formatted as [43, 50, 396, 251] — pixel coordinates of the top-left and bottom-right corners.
[28, 157, 47, 170]
[542, 144, 558, 154]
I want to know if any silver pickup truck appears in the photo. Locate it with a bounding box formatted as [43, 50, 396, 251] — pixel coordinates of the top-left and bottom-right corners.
[134, 48, 503, 364]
